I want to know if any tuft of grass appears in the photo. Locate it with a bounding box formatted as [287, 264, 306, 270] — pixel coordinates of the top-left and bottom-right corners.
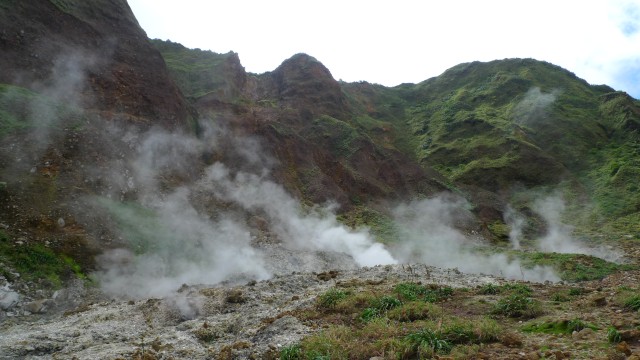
[279, 344, 301, 360]
[404, 329, 453, 357]
[607, 327, 622, 344]
[478, 283, 501, 295]
[316, 289, 349, 310]
[568, 287, 585, 296]
[394, 282, 428, 301]
[551, 292, 570, 302]
[361, 295, 402, 322]
[193, 327, 218, 343]
[387, 301, 442, 322]
[492, 294, 542, 318]
[501, 283, 533, 295]
[623, 295, 640, 311]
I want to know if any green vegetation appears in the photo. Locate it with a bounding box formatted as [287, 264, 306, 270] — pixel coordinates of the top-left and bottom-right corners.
[0, 230, 84, 287]
[280, 344, 301, 360]
[316, 289, 349, 309]
[607, 327, 622, 344]
[0, 83, 84, 138]
[515, 251, 635, 282]
[493, 294, 542, 318]
[623, 294, 640, 311]
[151, 39, 241, 99]
[295, 283, 505, 359]
[478, 283, 501, 295]
[521, 319, 596, 335]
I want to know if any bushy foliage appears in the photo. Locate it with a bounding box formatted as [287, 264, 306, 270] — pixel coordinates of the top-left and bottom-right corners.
[316, 289, 348, 309]
[493, 294, 542, 318]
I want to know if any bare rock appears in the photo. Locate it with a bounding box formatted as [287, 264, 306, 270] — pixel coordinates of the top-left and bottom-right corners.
[620, 329, 640, 342]
[24, 299, 47, 314]
[526, 351, 541, 360]
[572, 327, 595, 340]
[0, 288, 20, 310]
[592, 295, 607, 307]
[615, 341, 632, 356]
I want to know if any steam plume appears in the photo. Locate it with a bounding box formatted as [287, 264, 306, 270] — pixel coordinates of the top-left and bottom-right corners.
[392, 195, 559, 282]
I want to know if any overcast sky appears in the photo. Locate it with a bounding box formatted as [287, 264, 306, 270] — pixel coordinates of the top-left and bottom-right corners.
[128, 0, 640, 98]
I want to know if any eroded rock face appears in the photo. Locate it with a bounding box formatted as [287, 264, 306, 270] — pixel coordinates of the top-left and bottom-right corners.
[0, 0, 191, 127]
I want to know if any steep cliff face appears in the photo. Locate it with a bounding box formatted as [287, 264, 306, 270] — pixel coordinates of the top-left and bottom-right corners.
[0, 0, 191, 126]
[0, 0, 195, 276]
[177, 50, 448, 212]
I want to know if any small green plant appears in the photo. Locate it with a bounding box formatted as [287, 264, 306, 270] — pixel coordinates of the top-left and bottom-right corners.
[551, 292, 569, 302]
[360, 307, 381, 322]
[394, 282, 427, 301]
[567, 319, 588, 332]
[478, 283, 500, 295]
[493, 294, 542, 318]
[568, 287, 585, 296]
[193, 327, 218, 343]
[623, 295, 640, 311]
[607, 327, 622, 343]
[387, 301, 441, 322]
[424, 286, 454, 303]
[442, 321, 476, 344]
[501, 283, 533, 295]
[374, 295, 403, 311]
[317, 289, 348, 309]
[405, 329, 452, 356]
[280, 344, 301, 360]
[360, 295, 402, 322]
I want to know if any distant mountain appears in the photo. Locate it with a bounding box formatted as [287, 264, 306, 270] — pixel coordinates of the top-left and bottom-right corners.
[152, 39, 640, 239]
[0, 0, 638, 291]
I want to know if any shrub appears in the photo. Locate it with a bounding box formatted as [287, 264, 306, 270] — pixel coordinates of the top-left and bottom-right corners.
[316, 289, 348, 309]
[501, 283, 533, 295]
[551, 292, 569, 302]
[623, 295, 640, 311]
[387, 301, 441, 322]
[478, 283, 500, 295]
[374, 296, 403, 311]
[394, 282, 427, 301]
[607, 327, 622, 343]
[568, 287, 585, 296]
[404, 329, 452, 357]
[493, 294, 542, 318]
[442, 321, 476, 344]
[474, 317, 503, 342]
[280, 344, 301, 360]
[423, 286, 454, 303]
[360, 307, 382, 322]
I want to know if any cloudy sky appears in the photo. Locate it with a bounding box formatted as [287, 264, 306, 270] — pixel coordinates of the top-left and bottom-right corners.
[128, 0, 640, 98]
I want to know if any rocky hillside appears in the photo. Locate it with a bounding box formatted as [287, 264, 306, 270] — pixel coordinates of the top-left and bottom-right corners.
[1, 1, 640, 359]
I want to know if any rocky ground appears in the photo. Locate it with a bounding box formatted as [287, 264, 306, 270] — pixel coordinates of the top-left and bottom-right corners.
[0, 256, 639, 360]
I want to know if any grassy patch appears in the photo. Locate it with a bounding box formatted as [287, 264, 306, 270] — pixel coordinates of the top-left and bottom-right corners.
[0, 230, 84, 287]
[316, 289, 349, 310]
[493, 294, 542, 318]
[151, 39, 239, 99]
[515, 251, 635, 282]
[521, 318, 596, 335]
[622, 294, 640, 311]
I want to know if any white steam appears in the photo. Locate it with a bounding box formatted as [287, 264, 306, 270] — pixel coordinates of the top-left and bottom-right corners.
[513, 87, 560, 125]
[392, 196, 559, 282]
[94, 125, 396, 300]
[532, 195, 622, 262]
[201, 163, 397, 267]
[504, 205, 524, 250]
